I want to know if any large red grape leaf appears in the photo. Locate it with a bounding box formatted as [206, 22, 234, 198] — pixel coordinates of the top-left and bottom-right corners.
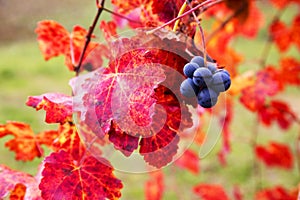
[35, 20, 103, 71]
[0, 165, 41, 200]
[144, 171, 164, 200]
[174, 149, 200, 174]
[255, 186, 298, 200]
[40, 150, 123, 200]
[193, 184, 229, 200]
[0, 121, 59, 161]
[72, 29, 201, 167]
[255, 142, 293, 169]
[52, 122, 86, 161]
[26, 93, 73, 124]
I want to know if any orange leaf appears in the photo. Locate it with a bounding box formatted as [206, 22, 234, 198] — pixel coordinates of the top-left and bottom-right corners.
[52, 122, 86, 161]
[193, 184, 230, 200]
[9, 183, 26, 200]
[255, 142, 293, 169]
[0, 121, 59, 161]
[35, 20, 101, 71]
[0, 165, 41, 199]
[39, 150, 123, 200]
[99, 21, 118, 41]
[175, 149, 200, 174]
[228, 71, 255, 95]
[144, 171, 164, 200]
[35, 20, 69, 61]
[26, 93, 73, 124]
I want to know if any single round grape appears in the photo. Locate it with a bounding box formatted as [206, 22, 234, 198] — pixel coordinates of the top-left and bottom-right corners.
[197, 88, 219, 108]
[207, 62, 217, 73]
[210, 71, 231, 92]
[193, 68, 213, 88]
[183, 62, 199, 78]
[190, 56, 205, 67]
[180, 78, 199, 97]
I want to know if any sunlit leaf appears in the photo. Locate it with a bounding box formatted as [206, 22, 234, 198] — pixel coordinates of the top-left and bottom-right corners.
[26, 93, 73, 124]
[39, 150, 123, 200]
[0, 122, 59, 161]
[256, 186, 298, 200]
[175, 149, 200, 174]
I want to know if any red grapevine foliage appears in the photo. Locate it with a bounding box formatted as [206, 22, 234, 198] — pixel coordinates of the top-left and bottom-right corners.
[1, 0, 300, 199]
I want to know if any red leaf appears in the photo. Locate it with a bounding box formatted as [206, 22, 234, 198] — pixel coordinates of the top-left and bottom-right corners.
[255, 142, 293, 169]
[0, 121, 59, 161]
[291, 14, 300, 50]
[72, 29, 198, 168]
[193, 184, 230, 200]
[35, 20, 101, 71]
[269, 20, 291, 52]
[240, 68, 280, 111]
[256, 186, 297, 200]
[52, 122, 86, 161]
[26, 93, 73, 124]
[99, 20, 118, 41]
[144, 171, 164, 200]
[175, 149, 200, 174]
[0, 165, 41, 199]
[258, 100, 297, 129]
[279, 57, 300, 86]
[40, 150, 123, 200]
[35, 20, 69, 60]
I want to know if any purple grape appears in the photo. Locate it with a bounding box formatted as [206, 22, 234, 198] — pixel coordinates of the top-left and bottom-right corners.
[183, 62, 199, 78]
[207, 62, 217, 73]
[190, 56, 205, 67]
[197, 88, 219, 108]
[193, 68, 213, 88]
[210, 70, 231, 92]
[180, 78, 199, 97]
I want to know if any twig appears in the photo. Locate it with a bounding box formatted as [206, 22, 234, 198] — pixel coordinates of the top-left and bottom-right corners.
[147, 0, 224, 34]
[205, 5, 245, 44]
[259, 7, 287, 68]
[74, 0, 106, 76]
[102, 7, 142, 25]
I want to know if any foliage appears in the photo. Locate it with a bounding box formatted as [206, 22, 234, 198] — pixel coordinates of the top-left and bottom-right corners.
[1, 0, 300, 199]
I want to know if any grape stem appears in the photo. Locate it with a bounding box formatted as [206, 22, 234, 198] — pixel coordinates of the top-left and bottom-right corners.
[186, 1, 208, 67]
[147, 0, 224, 34]
[74, 0, 106, 76]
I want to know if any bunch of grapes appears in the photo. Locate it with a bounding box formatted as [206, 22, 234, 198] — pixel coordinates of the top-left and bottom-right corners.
[180, 56, 231, 108]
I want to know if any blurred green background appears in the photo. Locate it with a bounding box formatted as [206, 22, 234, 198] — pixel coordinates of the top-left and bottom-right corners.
[0, 1, 299, 199]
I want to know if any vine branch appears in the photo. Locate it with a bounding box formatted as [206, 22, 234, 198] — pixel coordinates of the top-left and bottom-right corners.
[74, 0, 106, 76]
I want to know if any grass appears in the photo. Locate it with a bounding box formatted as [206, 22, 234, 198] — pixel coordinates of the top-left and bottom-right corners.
[0, 2, 299, 200]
